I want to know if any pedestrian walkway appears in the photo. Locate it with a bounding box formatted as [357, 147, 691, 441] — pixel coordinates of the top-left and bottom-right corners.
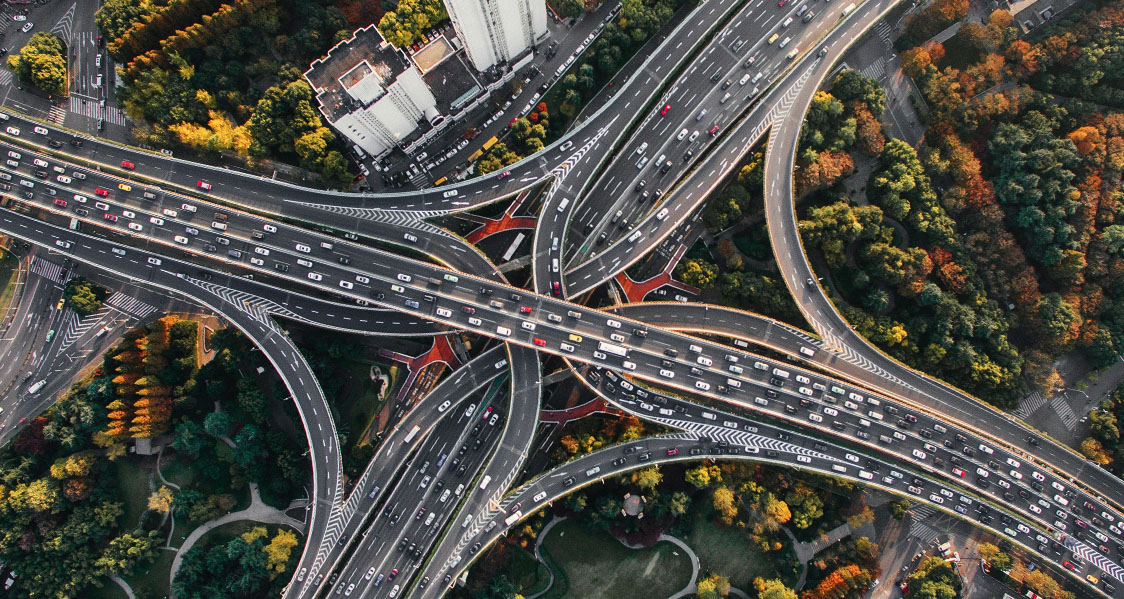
[794, 523, 853, 562]
[1013, 390, 1048, 420]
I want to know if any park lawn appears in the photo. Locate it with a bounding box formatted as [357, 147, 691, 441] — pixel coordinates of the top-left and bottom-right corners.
[508, 546, 551, 596]
[195, 520, 262, 549]
[341, 360, 394, 446]
[684, 512, 773, 590]
[538, 520, 692, 599]
[115, 459, 151, 531]
[84, 578, 129, 599]
[161, 454, 198, 490]
[124, 548, 176, 599]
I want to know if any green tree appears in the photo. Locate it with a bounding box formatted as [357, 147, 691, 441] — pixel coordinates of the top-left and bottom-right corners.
[631, 466, 662, 490]
[203, 410, 232, 438]
[697, 573, 731, 599]
[889, 499, 910, 520]
[976, 542, 1011, 571]
[8, 32, 68, 95]
[63, 278, 108, 317]
[684, 463, 721, 489]
[95, 531, 160, 576]
[554, 0, 586, 18]
[675, 258, 719, 288]
[753, 577, 798, 599]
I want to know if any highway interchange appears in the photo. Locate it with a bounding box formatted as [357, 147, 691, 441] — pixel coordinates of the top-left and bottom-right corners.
[0, 0, 1120, 598]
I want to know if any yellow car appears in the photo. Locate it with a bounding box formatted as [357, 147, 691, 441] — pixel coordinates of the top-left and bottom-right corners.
[768, 33, 780, 44]
[568, 333, 583, 343]
[55, 298, 64, 310]
[118, 183, 132, 191]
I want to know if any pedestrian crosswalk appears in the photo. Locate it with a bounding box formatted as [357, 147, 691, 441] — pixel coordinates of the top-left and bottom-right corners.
[68, 97, 129, 126]
[859, 57, 886, 81]
[1014, 390, 1048, 420]
[105, 292, 158, 319]
[48, 104, 66, 125]
[874, 20, 893, 46]
[0, 70, 13, 88]
[1051, 396, 1079, 430]
[907, 505, 941, 543]
[29, 258, 66, 284]
[408, 169, 431, 190]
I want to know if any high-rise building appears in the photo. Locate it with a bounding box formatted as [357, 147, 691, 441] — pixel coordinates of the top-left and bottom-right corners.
[444, 0, 548, 71]
[304, 26, 441, 159]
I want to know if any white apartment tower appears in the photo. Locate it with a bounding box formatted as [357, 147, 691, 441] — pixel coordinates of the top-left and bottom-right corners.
[444, 0, 548, 71]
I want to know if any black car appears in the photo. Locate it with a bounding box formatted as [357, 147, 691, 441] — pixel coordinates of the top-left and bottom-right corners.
[70, 138, 83, 147]
[48, 139, 62, 148]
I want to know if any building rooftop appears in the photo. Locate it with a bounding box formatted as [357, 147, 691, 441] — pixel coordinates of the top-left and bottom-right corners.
[413, 35, 456, 73]
[304, 25, 412, 123]
[1008, 0, 1082, 34]
[422, 51, 483, 115]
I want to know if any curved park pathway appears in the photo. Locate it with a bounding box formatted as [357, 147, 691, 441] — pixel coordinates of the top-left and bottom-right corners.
[167, 482, 306, 591]
[529, 517, 745, 599]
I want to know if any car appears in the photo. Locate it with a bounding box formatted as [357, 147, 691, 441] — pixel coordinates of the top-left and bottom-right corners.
[4, 126, 17, 136]
[104, 213, 118, 222]
[197, 180, 212, 190]
[53, 198, 66, 208]
[20, 22, 32, 33]
[118, 183, 131, 191]
[709, 124, 720, 136]
[94, 188, 109, 197]
[533, 337, 546, 347]
[11, 15, 25, 21]
[519, 306, 533, 314]
[496, 170, 511, 180]
[120, 160, 135, 170]
[768, 33, 780, 44]
[174, 235, 189, 245]
[660, 103, 671, 115]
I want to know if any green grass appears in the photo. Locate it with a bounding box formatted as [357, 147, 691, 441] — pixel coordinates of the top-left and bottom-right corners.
[342, 360, 394, 446]
[0, 250, 19, 317]
[115, 459, 151, 532]
[161, 455, 198, 490]
[538, 520, 693, 599]
[84, 578, 130, 599]
[124, 548, 176, 599]
[508, 546, 551, 596]
[731, 223, 773, 262]
[683, 512, 774, 590]
[195, 520, 262, 549]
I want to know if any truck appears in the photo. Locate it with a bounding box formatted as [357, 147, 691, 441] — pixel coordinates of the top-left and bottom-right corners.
[403, 425, 421, 443]
[68, 217, 80, 231]
[597, 341, 629, 358]
[504, 511, 523, 527]
[27, 380, 46, 394]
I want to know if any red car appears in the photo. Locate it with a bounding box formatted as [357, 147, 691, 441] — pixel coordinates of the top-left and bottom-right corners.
[709, 125, 720, 136]
[197, 180, 212, 190]
[94, 188, 108, 197]
[53, 198, 66, 207]
[497, 170, 511, 180]
[951, 467, 966, 477]
[519, 306, 532, 314]
[104, 213, 118, 222]
[533, 337, 546, 347]
[667, 448, 679, 456]
[552, 281, 561, 295]
[659, 103, 671, 116]
[778, 0, 786, 5]
[120, 160, 135, 170]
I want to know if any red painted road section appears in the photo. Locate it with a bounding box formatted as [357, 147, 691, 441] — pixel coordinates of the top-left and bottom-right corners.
[539, 397, 624, 425]
[614, 245, 699, 303]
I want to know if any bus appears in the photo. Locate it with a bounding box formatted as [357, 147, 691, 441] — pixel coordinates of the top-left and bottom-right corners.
[597, 341, 629, 358]
[482, 136, 499, 151]
[403, 425, 421, 443]
[504, 511, 523, 527]
[841, 2, 856, 16]
[434, 176, 448, 186]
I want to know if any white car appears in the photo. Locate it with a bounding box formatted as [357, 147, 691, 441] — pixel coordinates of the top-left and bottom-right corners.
[127, 222, 143, 232]
[929, 494, 944, 504]
[11, 15, 25, 21]
[173, 235, 189, 245]
[5, 126, 19, 136]
[33, 126, 47, 135]
[20, 22, 32, 33]
[659, 369, 675, 379]
[149, 216, 164, 225]
[308, 272, 323, 281]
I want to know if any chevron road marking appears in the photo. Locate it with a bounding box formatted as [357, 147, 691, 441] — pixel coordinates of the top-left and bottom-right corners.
[57, 310, 110, 352]
[1073, 538, 1124, 582]
[50, 2, 77, 43]
[292, 203, 449, 234]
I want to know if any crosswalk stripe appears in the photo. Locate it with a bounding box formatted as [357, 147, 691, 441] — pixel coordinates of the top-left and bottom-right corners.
[859, 57, 886, 81]
[67, 97, 129, 126]
[105, 292, 158, 319]
[30, 258, 66, 283]
[1050, 396, 1079, 430]
[1014, 391, 1048, 420]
